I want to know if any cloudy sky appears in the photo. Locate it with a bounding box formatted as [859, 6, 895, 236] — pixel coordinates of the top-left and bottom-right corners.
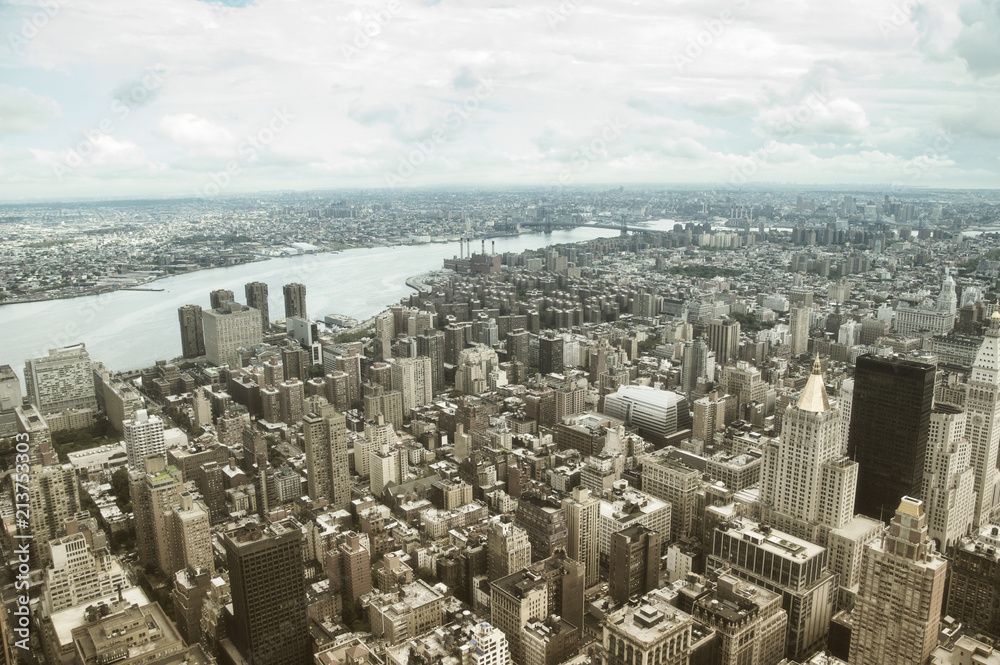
[0, 0, 998, 201]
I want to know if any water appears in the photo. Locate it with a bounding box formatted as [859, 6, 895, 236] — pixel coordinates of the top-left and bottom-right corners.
[0, 228, 615, 374]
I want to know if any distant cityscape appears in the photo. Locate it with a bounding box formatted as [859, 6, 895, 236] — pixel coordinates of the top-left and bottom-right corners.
[3, 185, 1000, 665]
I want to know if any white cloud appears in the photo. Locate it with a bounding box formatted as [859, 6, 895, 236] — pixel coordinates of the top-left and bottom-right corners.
[155, 113, 236, 156]
[0, 86, 61, 137]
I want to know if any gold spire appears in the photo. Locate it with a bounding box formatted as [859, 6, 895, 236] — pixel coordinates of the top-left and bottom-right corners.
[797, 354, 830, 412]
[992, 299, 1000, 321]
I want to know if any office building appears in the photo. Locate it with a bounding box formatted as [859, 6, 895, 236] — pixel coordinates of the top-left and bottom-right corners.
[24, 344, 98, 415]
[222, 518, 310, 665]
[123, 409, 165, 470]
[789, 306, 810, 357]
[707, 317, 740, 364]
[209, 288, 234, 309]
[460, 622, 510, 665]
[43, 532, 130, 614]
[965, 308, 1000, 527]
[893, 273, 957, 336]
[681, 337, 714, 393]
[165, 492, 213, 577]
[244, 281, 270, 332]
[27, 463, 82, 567]
[130, 458, 183, 574]
[368, 580, 445, 645]
[848, 355, 935, 521]
[690, 571, 787, 665]
[760, 357, 857, 544]
[172, 567, 212, 646]
[562, 487, 601, 587]
[602, 385, 692, 445]
[514, 495, 568, 562]
[370, 443, 404, 495]
[416, 329, 446, 392]
[303, 407, 350, 508]
[487, 519, 533, 582]
[609, 524, 661, 604]
[202, 302, 263, 367]
[598, 484, 671, 572]
[177, 305, 206, 358]
[338, 530, 371, 604]
[708, 520, 835, 660]
[849, 497, 948, 665]
[283, 282, 307, 319]
[602, 588, 695, 665]
[640, 451, 700, 542]
[922, 404, 976, 551]
[946, 524, 1000, 638]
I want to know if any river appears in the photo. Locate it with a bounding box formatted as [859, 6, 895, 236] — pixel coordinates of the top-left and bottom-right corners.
[0, 228, 616, 374]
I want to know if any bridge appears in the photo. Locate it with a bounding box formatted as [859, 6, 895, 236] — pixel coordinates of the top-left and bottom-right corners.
[518, 219, 631, 234]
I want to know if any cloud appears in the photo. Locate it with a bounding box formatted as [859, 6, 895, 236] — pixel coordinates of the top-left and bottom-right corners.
[155, 114, 236, 156]
[0, 86, 61, 137]
[952, 0, 1000, 77]
[939, 99, 1000, 138]
[754, 97, 871, 137]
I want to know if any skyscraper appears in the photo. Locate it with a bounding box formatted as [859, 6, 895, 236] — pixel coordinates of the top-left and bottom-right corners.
[760, 357, 857, 544]
[24, 344, 98, 415]
[26, 463, 81, 567]
[130, 457, 183, 574]
[609, 524, 661, 604]
[788, 306, 810, 357]
[416, 329, 446, 392]
[707, 317, 740, 365]
[538, 333, 564, 375]
[283, 282, 307, 319]
[680, 337, 714, 393]
[177, 304, 206, 358]
[964, 308, 1000, 527]
[303, 406, 350, 508]
[848, 355, 935, 521]
[244, 281, 270, 332]
[202, 301, 264, 367]
[922, 404, 975, 551]
[487, 519, 532, 582]
[223, 518, 310, 665]
[209, 288, 235, 309]
[849, 497, 947, 665]
[123, 409, 165, 470]
[390, 356, 433, 414]
[562, 487, 601, 587]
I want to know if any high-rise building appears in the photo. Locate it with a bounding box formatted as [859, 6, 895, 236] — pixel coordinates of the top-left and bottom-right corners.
[172, 566, 212, 646]
[25, 463, 82, 567]
[177, 305, 206, 358]
[244, 281, 270, 332]
[965, 308, 1000, 527]
[202, 302, 263, 367]
[209, 288, 235, 309]
[165, 492, 213, 576]
[223, 518, 310, 665]
[123, 409, 165, 470]
[640, 451, 700, 542]
[849, 497, 948, 665]
[514, 495, 568, 562]
[601, 588, 695, 665]
[759, 357, 857, 544]
[609, 524, 661, 604]
[707, 317, 740, 365]
[789, 306, 810, 357]
[487, 519, 532, 582]
[43, 532, 130, 614]
[690, 571, 787, 665]
[303, 407, 350, 507]
[283, 282, 307, 319]
[538, 334, 564, 375]
[339, 530, 371, 604]
[24, 344, 98, 415]
[459, 622, 510, 665]
[562, 487, 600, 587]
[681, 337, 714, 393]
[278, 379, 305, 424]
[370, 443, 403, 495]
[946, 524, 1000, 638]
[922, 404, 976, 551]
[894, 273, 958, 336]
[130, 457, 183, 574]
[848, 355, 935, 521]
[838, 378, 853, 453]
[391, 356, 433, 414]
[602, 385, 692, 445]
[416, 329, 446, 392]
[0, 364, 22, 411]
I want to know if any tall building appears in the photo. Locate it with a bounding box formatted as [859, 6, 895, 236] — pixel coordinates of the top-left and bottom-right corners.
[680, 337, 714, 393]
[130, 457, 183, 574]
[209, 288, 235, 309]
[370, 443, 404, 495]
[922, 404, 976, 551]
[946, 524, 1000, 638]
[123, 409, 165, 470]
[283, 282, 307, 319]
[601, 588, 695, 665]
[416, 330, 446, 392]
[375, 312, 395, 362]
[202, 302, 264, 367]
[561, 487, 600, 587]
[759, 357, 856, 544]
[177, 305, 206, 358]
[893, 274, 958, 336]
[487, 520, 532, 582]
[707, 317, 740, 365]
[640, 451, 700, 542]
[514, 495, 568, 562]
[849, 497, 948, 665]
[303, 407, 350, 508]
[25, 463, 82, 567]
[848, 355, 935, 521]
[789, 306, 810, 357]
[538, 334, 564, 375]
[391, 356, 434, 414]
[43, 532, 130, 614]
[459, 622, 510, 665]
[690, 571, 787, 665]
[244, 281, 270, 332]
[24, 344, 98, 414]
[609, 524, 661, 604]
[965, 308, 1000, 527]
[223, 518, 310, 665]
[165, 492, 213, 576]
[338, 530, 371, 604]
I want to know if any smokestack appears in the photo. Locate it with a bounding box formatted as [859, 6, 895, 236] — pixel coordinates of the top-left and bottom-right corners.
[459, 239, 463, 259]
[481, 240, 485, 256]
[492, 241, 495, 255]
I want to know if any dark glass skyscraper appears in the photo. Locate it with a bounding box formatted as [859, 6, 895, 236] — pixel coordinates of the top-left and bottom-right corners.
[848, 354, 935, 520]
[245, 281, 270, 332]
[283, 282, 307, 319]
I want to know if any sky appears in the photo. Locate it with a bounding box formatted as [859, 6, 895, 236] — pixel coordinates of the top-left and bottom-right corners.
[0, 0, 998, 201]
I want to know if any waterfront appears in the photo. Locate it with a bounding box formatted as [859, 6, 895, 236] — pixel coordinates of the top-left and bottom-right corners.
[0, 228, 615, 374]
